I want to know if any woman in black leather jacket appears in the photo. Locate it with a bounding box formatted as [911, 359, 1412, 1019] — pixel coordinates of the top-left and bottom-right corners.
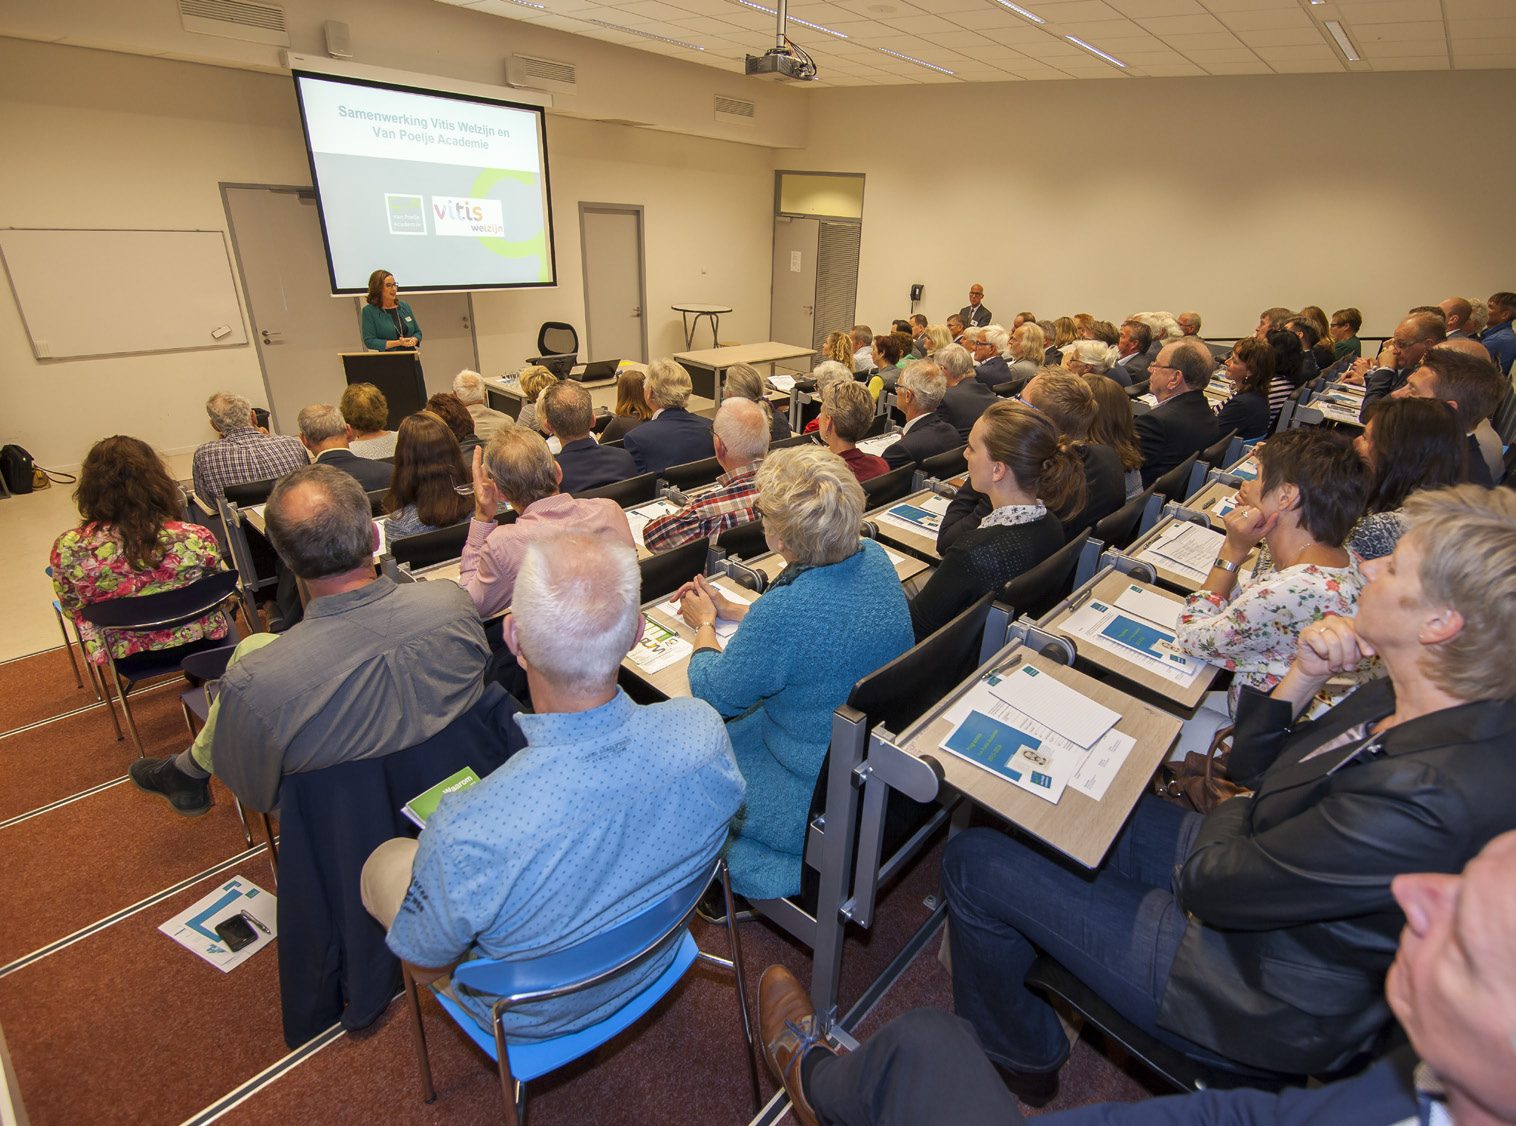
[941, 484, 1516, 1098]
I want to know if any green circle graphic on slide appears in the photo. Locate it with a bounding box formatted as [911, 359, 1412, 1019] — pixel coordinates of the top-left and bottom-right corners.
[471, 168, 550, 281]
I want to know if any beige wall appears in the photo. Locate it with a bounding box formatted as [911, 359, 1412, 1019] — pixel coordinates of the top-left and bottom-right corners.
[794, 71, 1516, 342]
[0, 34, 788, 468]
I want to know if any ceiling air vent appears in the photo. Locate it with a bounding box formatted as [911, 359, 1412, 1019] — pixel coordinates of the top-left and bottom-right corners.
[506, 55, 578, 96]
[179, 0, 290, 46]
[714, 95, 757, 128]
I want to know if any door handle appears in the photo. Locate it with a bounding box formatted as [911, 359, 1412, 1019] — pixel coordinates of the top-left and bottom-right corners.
[632, 307, 642, 317]
[261, 330, 282, 341]
[803, 306, 814, 315]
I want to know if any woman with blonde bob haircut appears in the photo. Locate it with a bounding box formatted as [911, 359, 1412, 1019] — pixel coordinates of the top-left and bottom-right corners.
[515, 365, 558, 433]
[909, 403, 1085, 640]
[677, 446, 914, 900]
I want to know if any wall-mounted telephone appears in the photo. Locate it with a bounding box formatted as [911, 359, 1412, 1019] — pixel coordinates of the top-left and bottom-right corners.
[909, 284, 924, 302]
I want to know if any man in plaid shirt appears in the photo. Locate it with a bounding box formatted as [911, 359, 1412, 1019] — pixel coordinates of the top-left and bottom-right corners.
[643, 398, 769, 552]
[192, 391, 308, 504]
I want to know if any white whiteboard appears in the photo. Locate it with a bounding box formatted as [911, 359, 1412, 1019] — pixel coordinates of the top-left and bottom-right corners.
[0, 228, 249, 359]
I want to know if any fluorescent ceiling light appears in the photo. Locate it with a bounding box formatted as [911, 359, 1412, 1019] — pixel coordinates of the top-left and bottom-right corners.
[1065, 35, 1125, 67]
[502, 0, 546, 8]
[733, 0, 849, 38]
[587, 19, 705, 48]
[989, 0, 1044, 22]
[877, 47, 955, 74]
[1324, 20, 1359, 61]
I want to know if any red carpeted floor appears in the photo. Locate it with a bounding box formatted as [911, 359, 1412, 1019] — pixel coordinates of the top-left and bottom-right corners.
[0, 645, 1166, 1126]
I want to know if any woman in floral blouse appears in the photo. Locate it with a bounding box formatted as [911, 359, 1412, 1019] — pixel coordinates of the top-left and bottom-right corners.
[1176, 428, 1370, 710]
[52, 436, 233, 666]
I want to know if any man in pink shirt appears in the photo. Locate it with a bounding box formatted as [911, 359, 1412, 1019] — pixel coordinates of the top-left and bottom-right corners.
[460, 429, 634, 618]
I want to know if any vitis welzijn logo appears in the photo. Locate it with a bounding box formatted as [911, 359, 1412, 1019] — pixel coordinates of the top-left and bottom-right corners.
[431, 196, 505, 238]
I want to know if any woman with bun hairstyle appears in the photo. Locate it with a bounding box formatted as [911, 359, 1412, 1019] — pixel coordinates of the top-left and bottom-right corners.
[908, 401, 1086, 640]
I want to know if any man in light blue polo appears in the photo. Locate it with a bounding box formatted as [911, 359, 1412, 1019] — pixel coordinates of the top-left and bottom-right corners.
[361, 531, 745, 1038]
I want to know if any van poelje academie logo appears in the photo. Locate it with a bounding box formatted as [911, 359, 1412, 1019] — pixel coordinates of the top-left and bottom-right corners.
[385, 194, 426, 236]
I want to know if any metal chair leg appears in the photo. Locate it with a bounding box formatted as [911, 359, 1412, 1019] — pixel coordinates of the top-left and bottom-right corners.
[106, 664, 147, 758]
[721, 861, 762, 1112]
[93, 662, 124, 740]
[260, 812, 279, 885]
[52, 605, 85, 690]
[227, 791, 253, 850]
[402, 967, 437, 1103]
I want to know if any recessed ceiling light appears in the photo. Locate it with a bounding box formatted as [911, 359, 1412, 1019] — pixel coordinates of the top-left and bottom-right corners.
[1065, 35, 1125, 67]
[1324, 19, 1359, 61]
[877, 47, 955, 74]
[732, 0, 849, 38]
[502, 0, 547, 8]
[989, 0, 1044, 22]
[587, 19, 705, 49]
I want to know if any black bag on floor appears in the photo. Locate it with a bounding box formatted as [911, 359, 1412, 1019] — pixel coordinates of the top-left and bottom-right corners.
[0, 444, 35, 495]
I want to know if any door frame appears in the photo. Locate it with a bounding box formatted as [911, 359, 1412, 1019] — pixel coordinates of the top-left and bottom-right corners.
[578, 202, 649, 363]
[221, 181, 349, 433]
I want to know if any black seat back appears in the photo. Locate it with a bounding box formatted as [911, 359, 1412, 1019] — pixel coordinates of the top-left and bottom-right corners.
[536, 321, 579, 360]
[992, 378, 1028, 399]
[1200, 429, 1238, 469]
[715, 518, 766, 561]
[865, 413, 892, 438]
[998, 529, 1091, 620]
[389, 522, 471, 569]
[224, 477, 279, 507]
[366, 489, 388, 518]
[918, 444, 967, 480]
[573, 472, 656, 507]
[1150, 453, 1199, 503]
[769, 432, 816, 451]
[1092, 483, 1156, 550]
[861, 463, 916, 509]
[662, 455, 724, 492]
[638, 536, 709, 604]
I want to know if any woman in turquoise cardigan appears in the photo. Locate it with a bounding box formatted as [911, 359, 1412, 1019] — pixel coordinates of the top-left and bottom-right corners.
[360, 269, 423, 352]
[678, 446, 914, 900]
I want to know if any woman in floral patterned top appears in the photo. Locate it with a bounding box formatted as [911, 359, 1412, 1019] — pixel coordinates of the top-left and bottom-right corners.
[1177, 428, 1370, 710]
[51, 436, 233, 666]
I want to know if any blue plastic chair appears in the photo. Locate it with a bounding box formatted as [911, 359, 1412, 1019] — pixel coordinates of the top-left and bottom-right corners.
[79, 570, 242, 757]
[404, 857, 759, 1125]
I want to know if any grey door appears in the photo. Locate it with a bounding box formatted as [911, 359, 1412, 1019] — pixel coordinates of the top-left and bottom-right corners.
[581, 205, 647, 363]
[770, 216, 819, 372]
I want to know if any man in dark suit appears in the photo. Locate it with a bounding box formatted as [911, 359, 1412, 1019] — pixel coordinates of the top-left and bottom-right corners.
[1114, 320, 1153, 383]
[936, 344, 995, 440]
[1353, 311, 1447, 420]
[298, 403, 392, 492]
[958, 283, 992, 328]
[963, 328, 1012, 390]
[1135, 339, 1220, 487]
[540, 380, 637, 494]
[756, 828, 1516, 1125]
[623, 358, 715, 478]
[883, 361, 961, 470]
[1391, 342, 1506, 488]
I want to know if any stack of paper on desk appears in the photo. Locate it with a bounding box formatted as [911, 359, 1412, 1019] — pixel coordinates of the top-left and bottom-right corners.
[767, 374, 797, 392]
[857, 433, 901, 457]
[1061, 583, 1209, 688]
[625, 499, 681, 548]
[877, 494, 950, 537]
[656, 586, 753, 644]
[1137, 521, 1224, 584]
[627, 615, 692, 674]
[937, 663, 1135, 804]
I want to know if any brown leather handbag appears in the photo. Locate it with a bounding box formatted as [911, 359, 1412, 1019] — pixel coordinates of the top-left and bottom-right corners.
[1156, 724, 1251, 814]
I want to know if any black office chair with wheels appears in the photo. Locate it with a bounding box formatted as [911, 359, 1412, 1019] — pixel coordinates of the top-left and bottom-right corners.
[536, 322, 579, 364]
[1092, 483, 1157, 552]
[918, 444, 967, 481]
[80, 570, 243, 758]
[861, 463, 917, 509]
[715, 519, 766, 562]
[574, 472, 657, 508]
[997, 529, 1091, 621]
[749, 593, 996, 1021]
[390, 522, 472, 570]
[638, 536, 709, 604]
[662, 455, 724, 493]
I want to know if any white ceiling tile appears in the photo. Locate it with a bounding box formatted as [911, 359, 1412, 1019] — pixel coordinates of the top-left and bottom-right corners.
[1377, 55, 1451, 68]
[1443, 0, 1516, 16]
[917, 28, 996, 45]
[1217, 8, 1314, 31]
[1104, 0, 1208, 16]
[615, 0, 697, 18]
[1448, 17, 1516, 37]
[1161, 30, 1248, 47]
[1136, 60, 1209, 72]
[1352, 19, 1446, 42]
[1251, 42, 1339, 61]
[1361, 38, 1447, 56]
[1025, 0, 1130, 21]
[1059, 17, 1150, 36]
[1235, 26, 1330, 46]
[1139, 13, 1230, 33]
[1199, 59, 1275, 71]
[879, 12, 961, 31]
[1450, 34, 1516, 53]
[1184, 46, 1262, 60]
[1331, 0, 1442, 21]
[1265, 55, 1345, 71]
[1454, 50, 1516, 66]
[1198, 0, 1299, 11]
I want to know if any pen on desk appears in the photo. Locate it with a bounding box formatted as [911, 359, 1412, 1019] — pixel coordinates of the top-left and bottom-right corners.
[984, 653, 1023, 680]
[1067, 588, 1093, 612]
[241, 909, 271, 935]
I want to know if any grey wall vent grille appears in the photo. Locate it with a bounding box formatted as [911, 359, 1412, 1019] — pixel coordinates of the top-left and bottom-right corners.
[507, 54, 578, 96]
[714, 95, 757, 127]
[180, 0, 290, 45]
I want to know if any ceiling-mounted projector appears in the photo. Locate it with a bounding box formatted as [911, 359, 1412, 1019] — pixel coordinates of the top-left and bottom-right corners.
[745, 47, 814, 81]
[743, 0, 817, 82]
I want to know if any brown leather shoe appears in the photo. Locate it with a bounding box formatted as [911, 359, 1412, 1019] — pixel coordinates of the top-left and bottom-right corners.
[758, 965, 832, 1126]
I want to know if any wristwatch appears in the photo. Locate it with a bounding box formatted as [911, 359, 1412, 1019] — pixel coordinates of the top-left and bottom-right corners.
[1214, 557, 1242, 573]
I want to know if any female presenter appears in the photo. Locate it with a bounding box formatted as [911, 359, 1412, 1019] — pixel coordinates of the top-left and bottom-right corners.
[361, 270, 422, 352]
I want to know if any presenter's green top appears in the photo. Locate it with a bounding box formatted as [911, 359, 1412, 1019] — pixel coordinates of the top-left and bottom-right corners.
[362, 300, 422, 352]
